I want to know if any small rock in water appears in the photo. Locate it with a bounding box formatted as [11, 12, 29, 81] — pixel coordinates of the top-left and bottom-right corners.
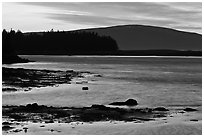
[125, 99, 138, 106]
[190, 119, 198, 122]
[153, 107, 169, 111]
[183, 108, 197, 112]
[82, 87, 89, 90]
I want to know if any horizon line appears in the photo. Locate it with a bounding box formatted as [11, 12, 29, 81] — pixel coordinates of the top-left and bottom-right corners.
[3, 24, 202, 35]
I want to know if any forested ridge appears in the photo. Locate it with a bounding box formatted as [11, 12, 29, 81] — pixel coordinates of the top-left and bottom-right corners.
[2, 29, 118, 55]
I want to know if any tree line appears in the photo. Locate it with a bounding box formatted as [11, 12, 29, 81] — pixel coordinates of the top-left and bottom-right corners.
[2, 29, 119, 55]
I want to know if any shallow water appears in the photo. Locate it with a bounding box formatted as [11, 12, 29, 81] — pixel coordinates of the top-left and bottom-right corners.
[3, 55, 202, 108]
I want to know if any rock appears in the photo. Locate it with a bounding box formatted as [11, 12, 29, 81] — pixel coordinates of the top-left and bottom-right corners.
[26, 103, 39, 110]
[2, 122, 12, 125]
[82, 87, 89, 90]
[125, 99, 138, 106]
[12, 129, 23, 133]
[45, 120, 54, 123]
[66, 70, 74, 73]
[32, 120, 38, 123]
[190, 119, 198, 122]
[153, 107, 169, 111]
[109, 99, 138, 106]
[23, 128, 28, 133]
[2, 125, 14, 131]
[183, 108, 197, 112]
[2, 88, 17, 92]
[91, 104, 109, 110]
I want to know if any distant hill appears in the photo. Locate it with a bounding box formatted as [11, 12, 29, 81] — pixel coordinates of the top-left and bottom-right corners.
[77, 25, 201, 51]
[2, 24, 202, 56]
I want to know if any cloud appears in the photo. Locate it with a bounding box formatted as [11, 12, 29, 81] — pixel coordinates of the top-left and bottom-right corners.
[5, 2, 202, 33]
[47, 12, 178, 27]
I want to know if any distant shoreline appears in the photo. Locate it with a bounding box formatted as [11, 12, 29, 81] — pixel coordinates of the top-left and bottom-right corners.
[19, 55, 202, 59]
[17, 50, 201, 57]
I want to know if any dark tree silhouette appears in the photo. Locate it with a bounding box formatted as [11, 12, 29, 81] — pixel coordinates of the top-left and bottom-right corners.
[2, 29, 201, 57]
[2, 29, 29, 64]
[3, 29, 119, 55]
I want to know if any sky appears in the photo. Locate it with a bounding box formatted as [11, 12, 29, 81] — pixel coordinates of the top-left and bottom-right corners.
[2, 2, 202, 34]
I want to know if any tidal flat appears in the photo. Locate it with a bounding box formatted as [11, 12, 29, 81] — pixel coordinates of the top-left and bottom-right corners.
[2, 56, 202, 135]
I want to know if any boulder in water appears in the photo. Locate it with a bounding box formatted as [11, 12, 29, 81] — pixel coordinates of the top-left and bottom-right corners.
[109, 99, 138, 106]
[183, 108, 197, 112]
[82, 87, 89, 90]
[153, 107, 169, 111]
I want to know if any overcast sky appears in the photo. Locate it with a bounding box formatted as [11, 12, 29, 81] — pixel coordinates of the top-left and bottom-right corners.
[2, 2, 202, 34]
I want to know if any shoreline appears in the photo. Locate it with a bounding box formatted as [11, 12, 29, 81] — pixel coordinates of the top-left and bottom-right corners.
[2, 67, 100, 92]
[2, 102, 201, 135]
[19, 55, 202, 59]
[2, 66, 202, 135]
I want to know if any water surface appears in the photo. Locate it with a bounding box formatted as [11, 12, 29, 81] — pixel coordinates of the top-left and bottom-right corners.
[3, 55, 202, 108]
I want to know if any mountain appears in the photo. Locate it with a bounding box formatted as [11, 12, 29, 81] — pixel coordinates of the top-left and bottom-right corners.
[76, 25, 201, 51]
[3, 24, 202, 56]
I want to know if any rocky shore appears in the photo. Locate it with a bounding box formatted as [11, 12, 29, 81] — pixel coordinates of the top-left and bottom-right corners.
[2, 67, 201, 135]
[2, 67, 97, 92]
[2, 101, 198, 134]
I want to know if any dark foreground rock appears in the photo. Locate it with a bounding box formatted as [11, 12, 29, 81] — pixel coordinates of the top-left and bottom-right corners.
[3, 103, 168, 125]
[2, 103, 197, 133]
[109, 99, 138, 106]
